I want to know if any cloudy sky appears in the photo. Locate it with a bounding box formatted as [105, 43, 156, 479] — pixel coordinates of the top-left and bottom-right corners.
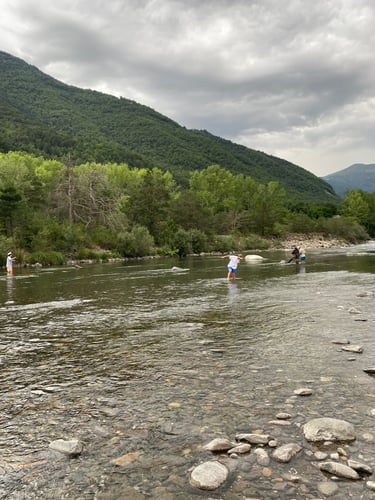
[1, 0, 374, 176]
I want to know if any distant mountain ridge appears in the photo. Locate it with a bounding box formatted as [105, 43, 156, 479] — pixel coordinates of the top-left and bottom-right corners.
[322, 163, 375, 197]
[0, 50, 338, 204]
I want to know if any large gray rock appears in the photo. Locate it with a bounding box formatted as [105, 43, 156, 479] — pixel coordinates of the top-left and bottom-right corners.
[190, 461, 229, 490]
[303, 417, 356, 442]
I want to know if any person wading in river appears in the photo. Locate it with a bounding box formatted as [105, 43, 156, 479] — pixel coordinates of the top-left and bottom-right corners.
[222, 252, 241, 281]
[6, 251, 16, 275]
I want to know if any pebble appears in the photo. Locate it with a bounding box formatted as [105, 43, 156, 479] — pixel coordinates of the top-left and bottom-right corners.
[294, 388, 313, 396]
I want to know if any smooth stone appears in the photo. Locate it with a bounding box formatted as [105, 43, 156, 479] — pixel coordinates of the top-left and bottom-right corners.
[203, 438, 235, 451]
[347, 459, 373, 474]
[227, 443, 251, 454]
[276, 412, 291, 420]
[49, 439, 83, 456]
[253, 448, 270, 466]
[303, 417, 356, 442]
[245, 255, 265, 261]
[268, 420, 291, 426]
[190, 461, 229, 490]
[319, 461, 360, 480]
[318, 480, 339, 496]
[236, 433, 270, 445]
[272, 443, 302, 463]
[341, 345, 363, 353]
[294, 388, 313, 396]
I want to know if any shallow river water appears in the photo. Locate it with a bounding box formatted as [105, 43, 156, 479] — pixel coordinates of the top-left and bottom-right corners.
[0, 244, 374, 499]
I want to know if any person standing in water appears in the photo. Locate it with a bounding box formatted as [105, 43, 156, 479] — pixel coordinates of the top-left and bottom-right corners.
[222, 252, 241, 281]
[298, 246, 306, 264]
[6, 251, 15, 275]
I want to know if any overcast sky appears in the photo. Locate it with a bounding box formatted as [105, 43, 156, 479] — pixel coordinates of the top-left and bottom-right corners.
[1, 0, 374, 177]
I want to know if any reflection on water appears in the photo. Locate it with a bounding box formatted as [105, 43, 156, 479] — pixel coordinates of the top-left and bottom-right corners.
[0, 245, 375, 498]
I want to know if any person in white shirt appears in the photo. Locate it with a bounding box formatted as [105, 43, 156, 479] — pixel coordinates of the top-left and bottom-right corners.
[222, 252, 241, 281]
[6, 251, 16, 275]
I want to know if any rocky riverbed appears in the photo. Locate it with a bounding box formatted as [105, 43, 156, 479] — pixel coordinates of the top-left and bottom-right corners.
[0, 249, 374, 499]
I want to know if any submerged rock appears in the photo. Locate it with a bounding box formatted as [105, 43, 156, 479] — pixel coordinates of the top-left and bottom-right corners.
[303, 417, 356, 442]
[190, 461, 229, 490]
[203, 438, 235, 451]
[272, 443, 302, 463]
[319, 461, 360, 480]
[235, 433, 270, 445]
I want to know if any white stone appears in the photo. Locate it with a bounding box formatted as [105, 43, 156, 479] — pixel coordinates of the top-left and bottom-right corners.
[341, 345, 363, 353]
[49, 439, 83, 456]
[272, 443, 302, 463]
[190, 461, 229, 490]
[253, 448, 270, 466]
[227, 443, 251, 454]
[245, 254, 265, 262]
[203, 438, 235, 451]
[303, 417, 356, 442]
[294, 388, 313, 396]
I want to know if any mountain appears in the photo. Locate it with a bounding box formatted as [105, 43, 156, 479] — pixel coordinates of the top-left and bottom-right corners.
[0, 50, 338, 204]
[322, 163, 375, 197]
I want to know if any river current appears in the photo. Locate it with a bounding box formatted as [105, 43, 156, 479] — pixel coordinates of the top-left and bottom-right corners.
[0, 244, 374, 499]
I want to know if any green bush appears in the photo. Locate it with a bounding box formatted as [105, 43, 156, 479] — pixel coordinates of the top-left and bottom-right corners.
[31, 220, 86, 252]
[243, 234, 271, 250]
[172, 228, 192, 257]
[117, 225, 155, 257]
[213, 235, 238, 253]
[189, 229, 208, 253]
[74, 248, 114, 261]
[316, 216, 369, 242]
[28, 251, 65, 266]
[286, 213, 316, 233]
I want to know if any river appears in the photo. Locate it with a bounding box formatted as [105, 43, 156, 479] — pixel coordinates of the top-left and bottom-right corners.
[0, 243, 374, 499]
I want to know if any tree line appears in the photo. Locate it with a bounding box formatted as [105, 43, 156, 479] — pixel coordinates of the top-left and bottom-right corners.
[0, 151, 370, 266]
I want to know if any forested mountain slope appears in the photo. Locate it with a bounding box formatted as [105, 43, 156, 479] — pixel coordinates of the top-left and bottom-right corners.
[0, 50, 337, 203]
[323, 163, 375, 197]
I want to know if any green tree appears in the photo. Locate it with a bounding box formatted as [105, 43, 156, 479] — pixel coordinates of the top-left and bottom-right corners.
[0, 185, 22, 236]
[339, 189, 369, 226]
[125, 168, 176, 243]
[246, 181, 286, 236]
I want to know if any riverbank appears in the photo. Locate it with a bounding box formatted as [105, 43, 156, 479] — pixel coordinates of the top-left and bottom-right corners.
[274, 233, 352, 251]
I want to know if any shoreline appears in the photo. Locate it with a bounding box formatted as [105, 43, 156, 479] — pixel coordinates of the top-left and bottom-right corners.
[273, 233, 351, 251]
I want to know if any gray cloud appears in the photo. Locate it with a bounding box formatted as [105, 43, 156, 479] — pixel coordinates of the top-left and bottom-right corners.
[1, 0, 374, 175]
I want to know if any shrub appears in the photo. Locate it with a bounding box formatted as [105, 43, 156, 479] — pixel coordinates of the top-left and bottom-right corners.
[316, 216, 369, 242]
[28, 251, 65, 266]
[117, 225, 155, 257]
[74, 248, 114, 261]
[172, 228, 192, 257]
[189, 229, 208, 254]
